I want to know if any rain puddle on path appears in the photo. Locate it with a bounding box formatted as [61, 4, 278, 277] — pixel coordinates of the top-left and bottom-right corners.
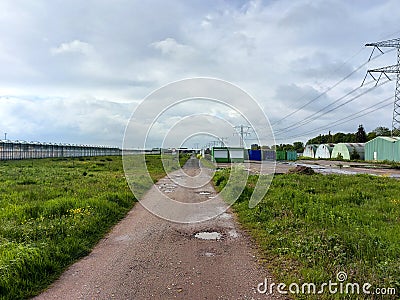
[157, 183, 178, 193]
[194, 232, 222, 240]
[197, 191, 216, 199]
[198, 191, 211, 195]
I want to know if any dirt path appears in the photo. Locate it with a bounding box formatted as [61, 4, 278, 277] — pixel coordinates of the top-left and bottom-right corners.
[34, 158, 285, 300]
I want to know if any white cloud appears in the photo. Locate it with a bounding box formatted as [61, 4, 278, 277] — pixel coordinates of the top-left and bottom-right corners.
[150, 37, 196, 59]
[50, 40, 93, 56]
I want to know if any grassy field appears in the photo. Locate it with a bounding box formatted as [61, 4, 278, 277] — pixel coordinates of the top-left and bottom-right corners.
[0, 154, 188, 300]
[214, 170, 399, 299]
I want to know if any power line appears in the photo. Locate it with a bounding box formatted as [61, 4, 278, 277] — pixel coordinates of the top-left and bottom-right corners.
[275, 96, 393, 141]
[272, 48, 391, 126]
[271, 47, 364, 125]
[325, 99, 392, 130]
[274, 78, 391, 135]
[274, 79, 373, 133]
[272, 35, 400, 143]
[365, 37, 400, 136]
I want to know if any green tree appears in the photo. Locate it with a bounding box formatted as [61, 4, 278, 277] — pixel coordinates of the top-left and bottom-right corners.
[274, 144, 295, 151]
[251, 144, 260, 150]
[350, 147, 360, 160]
[345, 133, 356, 142]
[373, 126, 391, 137]
[367, 131, 377, 141]
[293, 141, 304, 153]
[307, 134, 330, 145]
[355, 124, 367, 143]
[332, 132, 345, 143]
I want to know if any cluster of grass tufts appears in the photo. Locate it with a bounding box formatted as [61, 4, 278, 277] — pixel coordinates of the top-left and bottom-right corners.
[0, 155, 165, 299]
[214, 170, 400, 299]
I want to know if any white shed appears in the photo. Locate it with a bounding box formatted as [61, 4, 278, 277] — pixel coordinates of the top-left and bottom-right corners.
[315, 144, 335, 159]
[303, 144, 318, 158]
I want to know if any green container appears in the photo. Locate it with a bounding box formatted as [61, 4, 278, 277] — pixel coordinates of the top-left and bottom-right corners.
[228, 148, 245, 163]
[212, 147, 245, 163]
[365, 137, 400, 162]
[212, 147, 229, 163]
[276, 150, 286, 160]
[286, 151, 297, 161]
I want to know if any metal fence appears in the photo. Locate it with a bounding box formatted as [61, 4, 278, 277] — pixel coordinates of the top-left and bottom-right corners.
[0, 140, 121, 160]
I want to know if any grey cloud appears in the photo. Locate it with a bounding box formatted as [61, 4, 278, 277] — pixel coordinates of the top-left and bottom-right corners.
[0, 0, 399, 146]
[0, 96, 134, 146]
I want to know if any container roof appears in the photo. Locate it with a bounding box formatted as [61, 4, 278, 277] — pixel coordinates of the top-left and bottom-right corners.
[335, 143, 365, 148]
[372, 136, 400, 143]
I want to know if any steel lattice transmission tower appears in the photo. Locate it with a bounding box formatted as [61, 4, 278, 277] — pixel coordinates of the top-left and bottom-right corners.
[233, 125, 251, 147]
[365, 38, 400, 136]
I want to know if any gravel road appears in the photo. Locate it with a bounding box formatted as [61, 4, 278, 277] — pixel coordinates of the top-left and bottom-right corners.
[34, 157, 286, 300]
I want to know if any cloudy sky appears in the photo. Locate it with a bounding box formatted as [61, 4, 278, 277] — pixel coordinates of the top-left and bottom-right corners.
[1, 0, 400, 148]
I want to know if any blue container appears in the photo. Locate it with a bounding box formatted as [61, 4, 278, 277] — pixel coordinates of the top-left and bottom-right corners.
[248, 149, 262, 161]
[263, 150, 276, 160]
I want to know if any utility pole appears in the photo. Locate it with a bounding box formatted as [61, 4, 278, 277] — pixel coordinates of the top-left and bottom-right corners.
[233, 125, 251, 147]
[364, 38, 400, 136]
[4, 133, 7, 140]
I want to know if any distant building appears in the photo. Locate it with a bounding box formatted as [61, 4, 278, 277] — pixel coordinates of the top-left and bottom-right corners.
[315, 144, 335, 159]
[302, 144, 318, 158]
[365, 137, 400, 162]
[331, 143, 365, 160]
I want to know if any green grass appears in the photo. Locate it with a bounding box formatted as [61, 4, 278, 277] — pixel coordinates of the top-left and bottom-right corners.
[0, 155, 172, 300]
[179, 153, 191, 168]
[123, 153, 190, 200]
[199, 157, 217, 169]
[213, 170, 400, 299]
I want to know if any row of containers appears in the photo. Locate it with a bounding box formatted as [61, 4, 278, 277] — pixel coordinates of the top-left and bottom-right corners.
[210, 136, 400, 163]
[302, 136, 400, 162]
[210, 147, 298, 163]
[0, 140, 121, 160]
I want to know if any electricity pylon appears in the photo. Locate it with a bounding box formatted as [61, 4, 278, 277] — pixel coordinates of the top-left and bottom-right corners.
[218, 137, 228, 147]
[364, 38, 400, 136]
[233, 125, 251, 147]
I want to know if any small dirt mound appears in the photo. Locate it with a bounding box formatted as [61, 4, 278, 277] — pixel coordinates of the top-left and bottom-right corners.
[288, 165, 315, 175]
